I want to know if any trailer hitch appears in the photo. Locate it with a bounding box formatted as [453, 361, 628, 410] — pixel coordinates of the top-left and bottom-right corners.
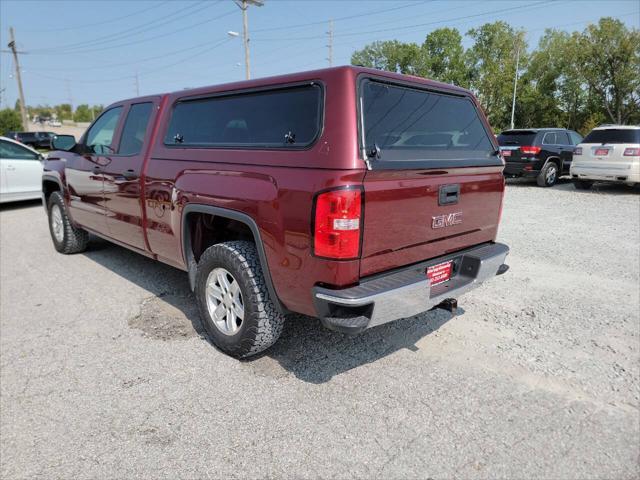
[433, 298, 458, 315]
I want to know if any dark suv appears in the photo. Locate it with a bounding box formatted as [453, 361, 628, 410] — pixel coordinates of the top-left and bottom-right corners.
[5, 131, 56, 149]
[498, 128, 583, 187]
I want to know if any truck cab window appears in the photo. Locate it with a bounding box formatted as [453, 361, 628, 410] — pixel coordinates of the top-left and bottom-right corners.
[85, 107, 123, 154]
[119, 103, 153, 156]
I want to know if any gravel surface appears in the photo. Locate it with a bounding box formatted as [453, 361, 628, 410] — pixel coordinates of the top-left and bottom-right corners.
[1, 180, 639, 479]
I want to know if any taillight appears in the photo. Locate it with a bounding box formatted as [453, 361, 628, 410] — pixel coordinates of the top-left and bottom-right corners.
[520, 146, 541, 155]
[623, 147, 640, 156]
[574, 147, 582, 155]
[313, 187, 362, 259]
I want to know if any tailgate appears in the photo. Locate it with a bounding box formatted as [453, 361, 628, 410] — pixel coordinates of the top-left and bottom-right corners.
[360, 166, 504, 276]
[358, 77, 504, 277]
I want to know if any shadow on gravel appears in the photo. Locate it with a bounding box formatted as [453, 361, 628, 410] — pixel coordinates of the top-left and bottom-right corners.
[0, 198, 42, 211]
[83, 237, 454, 383]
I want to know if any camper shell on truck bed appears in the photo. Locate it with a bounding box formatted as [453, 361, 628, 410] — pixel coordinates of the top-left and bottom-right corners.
[42, 66, 509, 358]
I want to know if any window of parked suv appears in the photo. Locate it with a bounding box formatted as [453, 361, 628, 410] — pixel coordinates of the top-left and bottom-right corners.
[119, 102, 153, 155]
[568, 131, 583, 145]
[359, 80, 495, 163]
[582, 129, 640, 143]
[85, 107, 123, 154]
[0, 140, 40, 160]
[542, 132, 559, 145]
[498, 131, 536, 146]
[164, 84, 322, 148]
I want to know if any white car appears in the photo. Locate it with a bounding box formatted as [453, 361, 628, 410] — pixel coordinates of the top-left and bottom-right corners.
[48, 119, 62, 127]
[571, 125, 640, 189]
[0, 136, 44, 203]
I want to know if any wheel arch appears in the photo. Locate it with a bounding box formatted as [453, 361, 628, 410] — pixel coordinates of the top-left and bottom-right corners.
[543, 156, 562, 171]
[181, 204, 285, 314]
[42, 175, 64, 209]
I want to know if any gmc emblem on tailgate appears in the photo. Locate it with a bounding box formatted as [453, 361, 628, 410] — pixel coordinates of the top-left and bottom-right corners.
[432, 212, 462, 229]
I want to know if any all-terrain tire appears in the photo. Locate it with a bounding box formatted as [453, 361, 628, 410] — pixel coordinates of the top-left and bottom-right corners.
[537, 162, 559, 187]
[573, 179, 593, 190]
[195, 240, 285, 358]
[47, 191, 89, 254]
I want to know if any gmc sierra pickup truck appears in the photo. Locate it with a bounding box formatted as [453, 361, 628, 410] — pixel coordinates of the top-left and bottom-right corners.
[43, 66, 509, 358]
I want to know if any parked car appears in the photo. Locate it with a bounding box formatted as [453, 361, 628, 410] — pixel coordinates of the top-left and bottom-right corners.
[4, 131, 56, 149]
[42, 66, 509, 358]
[498, 128, 583, 187]
[0, 136, 44, 203]
[48, 119, 62, 127]
[571, 125, 640, 189]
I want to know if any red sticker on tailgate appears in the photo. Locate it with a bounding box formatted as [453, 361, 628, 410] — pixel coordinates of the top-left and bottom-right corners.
[427, 261, 453, 286]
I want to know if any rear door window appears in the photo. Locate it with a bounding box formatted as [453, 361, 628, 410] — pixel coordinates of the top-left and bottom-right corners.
[542, 132, 558, 145]
[360, 80, 495, 163]
[557, 131, 571, 145]
[118, 102, 153, 155]
[582, 129, 640, 144]
[164, 84, 322, 148]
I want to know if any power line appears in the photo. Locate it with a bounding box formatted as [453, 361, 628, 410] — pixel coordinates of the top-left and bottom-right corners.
[25, 38, 232, 85]
[28, 1, 214, 54]
[20, 1, 172, 33]
[251, 1, 431, 33]
[254, 1, 554, 41]
[25, 8, 236, 56]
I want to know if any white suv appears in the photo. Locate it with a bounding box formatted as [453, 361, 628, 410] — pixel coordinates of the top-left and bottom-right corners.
[571, 125, 640, 189]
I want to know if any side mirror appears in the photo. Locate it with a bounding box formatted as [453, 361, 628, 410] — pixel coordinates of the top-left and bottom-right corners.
[52, 134, 76, 151]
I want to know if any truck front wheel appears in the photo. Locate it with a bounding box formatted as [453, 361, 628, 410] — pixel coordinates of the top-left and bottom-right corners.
[195, 241, 285, 358]
[47, 191, 89, 254]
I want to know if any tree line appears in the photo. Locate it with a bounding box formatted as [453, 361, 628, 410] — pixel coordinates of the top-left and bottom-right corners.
[351, 18, 640, 134]
[0, 103, 104, 133]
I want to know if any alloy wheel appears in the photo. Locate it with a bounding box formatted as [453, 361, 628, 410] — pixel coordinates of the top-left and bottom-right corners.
[205, 267, 245, 335]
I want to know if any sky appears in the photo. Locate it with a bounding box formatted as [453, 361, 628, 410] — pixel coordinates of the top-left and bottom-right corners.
[0, 0, 638, 108]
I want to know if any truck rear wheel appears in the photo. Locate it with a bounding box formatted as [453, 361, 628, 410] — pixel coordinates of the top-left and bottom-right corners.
[47, 191, 89, 254]
[195, 241, 285, 358]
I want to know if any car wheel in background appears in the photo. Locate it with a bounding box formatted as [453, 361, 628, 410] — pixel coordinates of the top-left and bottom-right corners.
[572, 179, 594, 190]
[195, 240, 285, 358]
[47, 191, 89, 254]
[537, 162, 559, 187]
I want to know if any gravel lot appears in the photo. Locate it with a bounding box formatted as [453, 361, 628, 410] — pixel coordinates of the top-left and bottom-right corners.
[1, 180, 639, 479]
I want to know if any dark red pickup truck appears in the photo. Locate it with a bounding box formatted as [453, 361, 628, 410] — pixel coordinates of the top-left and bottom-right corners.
[43, 66, 509, 358]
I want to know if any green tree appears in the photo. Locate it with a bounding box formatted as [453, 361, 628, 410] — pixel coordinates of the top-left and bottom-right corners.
[0, 108, 23, 133]
[73, 104, 94, 122]
[420, 28, 468, 87]
[466, 21, 527, 131]
[55, 104, 73, 121]
[351, 40, 421, 75]
[578, 18, 640, 124]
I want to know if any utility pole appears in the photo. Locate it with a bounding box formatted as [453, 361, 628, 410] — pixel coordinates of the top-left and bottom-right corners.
[7, 27, 28, 130]
[510, 43, 521, 130]
[65, 79, 73, 110]
[134, 71, 140, 96]
[326, 19, 334, 66]
[234, 0, 263, 80]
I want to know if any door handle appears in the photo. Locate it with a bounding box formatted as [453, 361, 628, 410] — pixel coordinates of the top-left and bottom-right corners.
[122, 169, 138, 180]
[92, 166, 102, 174]
[6, 165, 15, 171]
[439, 184, 460, 206]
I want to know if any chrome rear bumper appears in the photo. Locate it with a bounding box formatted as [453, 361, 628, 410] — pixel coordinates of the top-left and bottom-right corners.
[313, 242, 509, 334]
